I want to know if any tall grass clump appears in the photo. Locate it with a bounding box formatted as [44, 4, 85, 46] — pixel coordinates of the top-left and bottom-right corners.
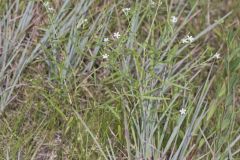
[0, 0, 239, 159]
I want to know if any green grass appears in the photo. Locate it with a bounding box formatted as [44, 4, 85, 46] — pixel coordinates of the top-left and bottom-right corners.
[0, 0, 240, 159]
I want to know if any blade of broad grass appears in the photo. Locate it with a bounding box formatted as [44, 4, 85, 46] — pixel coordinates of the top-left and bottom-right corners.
[175, 65, 214, 159]
[0, 1, 34, 113]
[162, 113, 186, 156]
[1, 0, 99, 113]
[107, 137, 117, 160]
[199, 127, 215, 157]
[74, 110, 108, 159]
[123, 93, 132, 160]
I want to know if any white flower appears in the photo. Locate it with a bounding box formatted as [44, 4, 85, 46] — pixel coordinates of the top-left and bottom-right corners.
[102, 54, 109, 59]
[213, 53, 221, 59]
[181, 35, 194, 44]
[113, 32, 121, 39]
[150, 1, 162, 6]
[103, 38, 109, 42]
[122, 8, 131, 15]
[48, 7, 55, 13]
[43, 2, 50, 7]
[77, 18, 88, 29]
[187, 35, 194, 43]
[170, 16, 178, 23]
[181, 38, 189, 44]
[43, 2, 54, 13]
[150, 1, 156, 6]
[179, 108, 186, 115]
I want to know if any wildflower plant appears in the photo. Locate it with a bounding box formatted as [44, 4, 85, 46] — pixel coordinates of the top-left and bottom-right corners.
[0, 0, 239, 160]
